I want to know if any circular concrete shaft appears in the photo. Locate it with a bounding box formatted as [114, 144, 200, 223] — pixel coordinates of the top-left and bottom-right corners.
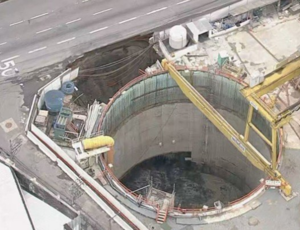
[101, 70, 272, 209]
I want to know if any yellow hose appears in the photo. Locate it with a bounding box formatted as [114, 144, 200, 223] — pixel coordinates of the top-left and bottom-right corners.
[82, 136, 115, 150]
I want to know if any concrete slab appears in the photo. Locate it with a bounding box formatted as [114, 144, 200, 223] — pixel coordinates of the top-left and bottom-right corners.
[252, 19, 300, 61]
[284, 122, 300, 149]
[0, 162, 34, 230]
[226, 30, 278, 76]
[163, 10, 300, 230]
[22, 190, 70, 230]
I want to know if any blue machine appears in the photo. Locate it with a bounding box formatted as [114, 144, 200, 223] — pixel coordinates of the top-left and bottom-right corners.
[44, 90, 65, 113]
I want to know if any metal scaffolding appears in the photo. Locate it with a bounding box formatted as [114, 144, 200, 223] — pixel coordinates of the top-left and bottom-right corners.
[162, 54, 300, 197]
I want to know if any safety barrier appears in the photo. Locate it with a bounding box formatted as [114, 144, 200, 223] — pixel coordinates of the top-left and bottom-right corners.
[26, 66, 284, 226]
[97, 65, 285, 219]
[26, 68, 148, 230]
[99, 154, 157, 211]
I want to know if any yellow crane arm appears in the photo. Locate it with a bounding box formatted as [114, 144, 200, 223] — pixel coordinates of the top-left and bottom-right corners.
[161, 59, 291, 196]
[241, 54, 300, 126]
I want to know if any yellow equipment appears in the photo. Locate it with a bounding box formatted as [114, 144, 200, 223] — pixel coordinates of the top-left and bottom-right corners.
[82, 136, 115, 149]
[162, 54, 300, 197]
[82, 136, 115, 165]
[241, 53, 300, 171]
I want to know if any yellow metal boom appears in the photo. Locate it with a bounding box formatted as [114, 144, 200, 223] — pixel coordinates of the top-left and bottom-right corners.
[241, 54, 300, 182]
[241, 53, 300, 127]
[162, 59, 292, 197]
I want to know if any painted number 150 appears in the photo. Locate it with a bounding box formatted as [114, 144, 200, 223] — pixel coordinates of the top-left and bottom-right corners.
[0, 60, 16, 77]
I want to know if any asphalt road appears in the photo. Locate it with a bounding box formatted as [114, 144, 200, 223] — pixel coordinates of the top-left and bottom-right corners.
[0, 0, 239, 74]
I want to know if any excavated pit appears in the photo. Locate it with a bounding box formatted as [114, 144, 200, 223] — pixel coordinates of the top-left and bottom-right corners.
[101, 71, 272, 209]
[71, 39, 160, 105]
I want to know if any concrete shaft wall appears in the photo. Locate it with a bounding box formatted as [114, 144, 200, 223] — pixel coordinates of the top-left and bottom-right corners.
[113, 104, 267, 193]
[101, 71, 271, 193]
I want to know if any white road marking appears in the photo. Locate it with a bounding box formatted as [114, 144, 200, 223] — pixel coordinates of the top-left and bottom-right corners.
[36, 28, 52, 34]
[82, 0, 89, 2]
[0, 42, 7, 46]
[30, 12, 49, 20]
[118, 17, 137, 24]
[176, 0, 190, 5]
[10, 20, 24, 26]
[146, 7, 167, 15]
[57, 37, 76, 44]
[28, 46, 47, 54]
[89, 26, 108, 34]
[93, 8, 112, 15]
[66, 18, 81, 25]
[1, 55, 20, 62]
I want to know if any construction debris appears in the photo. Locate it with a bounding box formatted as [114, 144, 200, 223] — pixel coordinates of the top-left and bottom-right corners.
[84, 100, 103, 138]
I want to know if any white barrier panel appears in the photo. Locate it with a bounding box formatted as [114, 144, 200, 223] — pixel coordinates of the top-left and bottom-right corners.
[38, 77, 62, 109]
[30, 124, 148, 230]
[201, 0, 262, 22]
[38, 68, 79, 109]
[25, 95, 38, 132]
[37, 69, 71, 95]
[27, 131, 133, 229]
[27, 66, 148, 230]
[70, 68, 79, 81]
[62, 68, 79, 83]
[30, 124, 63, 161]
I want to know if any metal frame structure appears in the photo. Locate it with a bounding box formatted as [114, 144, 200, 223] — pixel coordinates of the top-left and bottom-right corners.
[162, 54, 300, 197]
[241, 54, 300, 167]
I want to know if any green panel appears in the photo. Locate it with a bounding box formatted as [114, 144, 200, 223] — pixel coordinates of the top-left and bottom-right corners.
[193, 71, 210, 88]
[102, 70, 272, 141]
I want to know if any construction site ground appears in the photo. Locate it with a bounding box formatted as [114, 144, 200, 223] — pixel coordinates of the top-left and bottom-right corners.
[139, 7, 300, 230]
[0, 4, 300, 230]
[0, 37, 163, 230]
[0, 55, 125, 230]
